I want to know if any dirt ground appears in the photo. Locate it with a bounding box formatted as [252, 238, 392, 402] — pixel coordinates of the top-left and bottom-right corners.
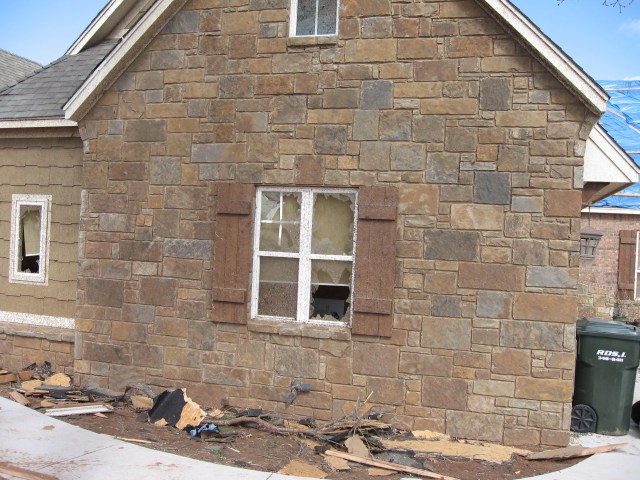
[0, 383, 582, 480]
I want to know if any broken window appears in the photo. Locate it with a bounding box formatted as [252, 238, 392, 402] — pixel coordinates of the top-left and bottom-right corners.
[252, 188, 356, 324]
[290, 0, 338, 37]
[9, 194, 51, 285]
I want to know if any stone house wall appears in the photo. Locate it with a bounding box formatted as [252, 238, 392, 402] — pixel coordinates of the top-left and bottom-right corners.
[578, 212, 640, 320]
[74, 0, 598, 447]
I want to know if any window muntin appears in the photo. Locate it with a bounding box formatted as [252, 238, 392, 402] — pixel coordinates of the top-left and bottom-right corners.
[9, 194, 52, 285]
[290, 0, 338, 37]
[252, 187, 356, 324]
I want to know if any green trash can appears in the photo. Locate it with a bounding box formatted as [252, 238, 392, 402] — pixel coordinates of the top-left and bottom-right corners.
[571, 318, 640, 435]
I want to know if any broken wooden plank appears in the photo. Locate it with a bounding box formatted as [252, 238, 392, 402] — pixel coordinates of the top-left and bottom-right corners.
[9, 391, 30, 406]
[0, 462, 58, 480]
[45, 404, 113, 417]
[527, 443, 626, 460]
[0, 373, 17, 384]
[324, 450, 459, 480]
[18, 370, 34, 381]
[113, 436, 158, 445]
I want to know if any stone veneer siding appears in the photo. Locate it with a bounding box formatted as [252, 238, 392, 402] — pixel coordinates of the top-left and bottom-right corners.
[74, 0, 598, 447]
[578, 212, 640, 320]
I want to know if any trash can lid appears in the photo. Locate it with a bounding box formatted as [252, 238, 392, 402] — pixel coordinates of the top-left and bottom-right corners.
[577, 318, 640, 341]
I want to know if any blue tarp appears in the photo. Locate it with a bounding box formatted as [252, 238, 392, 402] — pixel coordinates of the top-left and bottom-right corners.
[593, 81, 640, 209]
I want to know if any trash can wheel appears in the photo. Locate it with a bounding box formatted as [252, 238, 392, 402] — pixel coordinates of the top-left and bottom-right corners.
[632, 401, 640, 425]
[571, 404, 597, 433]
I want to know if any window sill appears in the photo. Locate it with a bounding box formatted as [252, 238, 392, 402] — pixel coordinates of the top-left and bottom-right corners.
[247, 319, 351, 340]
[0, 322, 75, 343]
[287, 35, 338, 47]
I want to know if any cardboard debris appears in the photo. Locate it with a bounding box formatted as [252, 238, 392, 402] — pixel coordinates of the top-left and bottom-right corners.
[345, 435, 370, 458]
[21, 379, 44, 392]
[381, 434, 530, 464]
[9, 391, 30, 406]
[323, 455, 350, 471]
[368, 467, 394, 476]
[0, 373, 17, 385]
[526, 443, 626, 460]
[148, 388, 206, 430]
[278, 459, 328, 478]
[43, 373, 71, 387]
[131, 395, 154, 411]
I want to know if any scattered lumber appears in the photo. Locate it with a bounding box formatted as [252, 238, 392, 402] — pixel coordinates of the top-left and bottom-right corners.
[9, 391, 30, 406]
[0, 373, 17, 384]
[45, 404, 113, 417]
[0, 462, 58, 480]
[527, 443, 626, 460]
[324, 450, 460, 480]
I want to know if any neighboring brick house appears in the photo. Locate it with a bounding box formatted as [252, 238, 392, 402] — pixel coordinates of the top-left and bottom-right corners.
[578, 82, 640, 320]
[0, 0, 622, 447]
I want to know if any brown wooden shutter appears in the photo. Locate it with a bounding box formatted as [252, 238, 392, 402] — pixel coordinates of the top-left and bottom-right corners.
[211, 183, 255, 324]
[352, 185, 398, 337]
[618, 230, 637, 301]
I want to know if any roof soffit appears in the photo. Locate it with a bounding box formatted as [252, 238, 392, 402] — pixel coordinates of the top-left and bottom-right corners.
[476, 0, 608, 115]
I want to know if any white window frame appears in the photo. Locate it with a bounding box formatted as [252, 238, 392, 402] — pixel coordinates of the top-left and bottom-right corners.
[9, 194, 52, 285]
[289, 0, 339, 37]
[251, 186, 357, 325]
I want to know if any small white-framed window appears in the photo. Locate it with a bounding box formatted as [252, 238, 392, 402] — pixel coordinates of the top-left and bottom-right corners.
[252, 187, 357, 324]
[9, 194, 52, 285]
[290, 0, 339, 37]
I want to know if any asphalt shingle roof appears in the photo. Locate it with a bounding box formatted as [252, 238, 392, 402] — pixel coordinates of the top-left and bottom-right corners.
[0, 41, 118, 120]
[0, 49, 41, 91]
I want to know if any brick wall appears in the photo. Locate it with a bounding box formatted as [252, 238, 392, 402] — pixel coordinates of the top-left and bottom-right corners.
[75, 0, 597, 447]
[578, 212, 640, 320]
[0, 323, 74, 374]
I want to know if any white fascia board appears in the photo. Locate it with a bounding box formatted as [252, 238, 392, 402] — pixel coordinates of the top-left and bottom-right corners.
[66, 0, 134, 55]
[65, 0, 186, 121]
[583, 206, 640, 215]
[0, 119, 78, 129]
[479, 0, 608, 114]
[584, 124, 640, 184]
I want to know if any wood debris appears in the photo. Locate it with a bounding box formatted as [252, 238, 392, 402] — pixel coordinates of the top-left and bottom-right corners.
[148, 388, 206, 430]
[368, 467, 394, 476]
[0, 462, 58, 480]
[0, 373, 17, 385]
[43, 373, 71, 387]
[323, 455, 350, 471]
[131, 395, 154, 411]
[345, 435, 370, 458]
[526, 443, 626, 460]
[9, 391, 30, 406]
[45, 404, 114, 417]
[324, 450, 459, 480]
[278, 459, 328, 478]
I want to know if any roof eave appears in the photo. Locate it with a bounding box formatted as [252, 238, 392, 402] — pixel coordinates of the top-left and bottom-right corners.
[65, 0, 187, 121]
[0, 118, 78, 129]
[478, 0, 608, 115]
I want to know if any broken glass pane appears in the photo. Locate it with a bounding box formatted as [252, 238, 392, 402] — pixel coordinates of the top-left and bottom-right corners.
[311, 193, 355, 255]
[19, 206, 41, 273]
[260, 192, 301, 253]
[296, 0, 316, 35]
[317, 0, 337, 35]
[258, 257, 299, 319]
[310, 260, 351, 322]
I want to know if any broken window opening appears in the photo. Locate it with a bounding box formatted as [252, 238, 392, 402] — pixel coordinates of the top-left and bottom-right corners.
[291, 0, 338, 37]
[9, 194, 51, 285]
[252, 187, 356, 325]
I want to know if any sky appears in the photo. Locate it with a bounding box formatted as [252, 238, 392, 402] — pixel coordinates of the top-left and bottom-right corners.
[0, 0, 638, 80]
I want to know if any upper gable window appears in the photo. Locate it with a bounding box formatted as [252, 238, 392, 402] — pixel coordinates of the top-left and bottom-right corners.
[9, 194, 52, 285]
[290, 0, 338, 37]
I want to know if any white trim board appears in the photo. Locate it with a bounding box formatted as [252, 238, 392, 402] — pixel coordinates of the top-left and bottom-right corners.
[478, 0, 607, 114]
[0, 310, 75, 329]
[0, 119, 78, 129]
